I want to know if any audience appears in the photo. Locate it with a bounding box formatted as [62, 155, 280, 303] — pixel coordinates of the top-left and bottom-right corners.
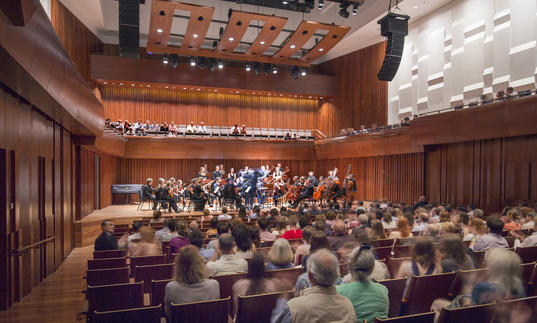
[337, 246, 389, 323]
[272, 249, 356, 323]
[328, 220, 355, 251]
[370, 220, 387, 240]
[164, 246, 220, 318]
[155, 218, 178, 243]
[94, 220, 127, 251]
[471, 216, 508, 251]
[169, 221, 191, 254]
[397, 237, 441, 278]
[218, 207, 232, 220]
[267, 239, 295, 270]
[205, 217, 219, 238]
[281, 215, 302, 240]
[294, 226, 313, 266]
[188, 229, 215, 261]
[128, 226, 160, 256]
[206, 233, 248, 275]
[438, 234, 474, 272]
[232, 224, 256, 259]
[207, 221, 230, 250]
[388, 216, 411, 239]
[258, 217, 277, 244]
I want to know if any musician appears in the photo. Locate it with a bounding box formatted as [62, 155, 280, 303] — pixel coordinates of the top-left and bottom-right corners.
[223, 178, 242, 208]
[307, 171, 319, 187]
[230, 124, 240, 136]
[197, 166, 208, 179]
[219, 164, 226, 176]
[161, 181, 180, 212]
[244, 169, 262, 209]
[142, 178, 157, 210]
[273, 179, 285, 207]
[227, 168, 237, 181]
[198, 122, 207, 134]
[341, 173, 357, 208]
[327, 177, 341, 203]
[291, 179, 313, 207]
[273, 166, 283, 179]
[240, 124, 247, 135]
[238, 166, 250, 178]
[212, 165, 222, 180]
[186, 121, 196, 134]
[191, 178, 207, 211]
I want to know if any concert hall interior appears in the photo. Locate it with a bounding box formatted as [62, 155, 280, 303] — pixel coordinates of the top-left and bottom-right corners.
[1, 0, 537, 322]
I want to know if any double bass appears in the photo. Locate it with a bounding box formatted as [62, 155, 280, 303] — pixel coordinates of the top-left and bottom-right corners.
[341, 164, 354, 206]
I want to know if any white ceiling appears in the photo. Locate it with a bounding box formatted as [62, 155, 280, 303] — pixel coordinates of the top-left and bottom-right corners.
[59, 0, 454, 63]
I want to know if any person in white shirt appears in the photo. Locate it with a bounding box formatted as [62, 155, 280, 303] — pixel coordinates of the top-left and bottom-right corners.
[197, 122, 207, 134]
[230, 124, 240, 135]
[169, 122, 177, 137]
[155, 219, 179, 243]
[186, 122, 196, 134]
[206, 233, 248, 275]
[521, 212, 536, 230]
[218, 207, 232, 221]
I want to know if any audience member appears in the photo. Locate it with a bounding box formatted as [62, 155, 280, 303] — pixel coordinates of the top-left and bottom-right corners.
[281, 215, 302, 240]
[328, 220, 354, 251]
[207, 221, 230, 250]
[503, 209, 521, 231]
[412, 212, 430, 234]
[218, 207, 232, 220]
[164, 246, 220, 318]
[206, 233, 248, 275]
[438, 234, 474, 272]
[169, 221, 191, 254]
[205, 217, 219, 238]
[258, 217, 277, 243]
[149, 210, 164, 224]
[294, 226, 313, 266]
[370, 220, 387, 240]
[397, 237, 441, 278]
[471, 216, 508, 251]
[267, 239, 295, 270]
[337, 246, 389, 322]
[232, 224, 256, 259]
[188, 229, 215, 261]
[388, 216, 411, 239]
[271, 249, 356, 323]
[127, 221, 143, 248]
[94, 220, 127, 251]
[155, 219, 178, 243]
[381, 211, 396, 229]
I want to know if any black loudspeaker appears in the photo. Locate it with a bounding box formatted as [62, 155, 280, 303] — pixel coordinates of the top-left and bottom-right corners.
[119, 0, 140, 58]
[377, 13, 409, 82]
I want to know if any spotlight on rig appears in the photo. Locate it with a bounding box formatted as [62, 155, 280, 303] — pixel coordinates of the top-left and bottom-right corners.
[197, 57, 207, 69]
[217, 60, 224, 69]
[208, 58, 217, 72]
[162, 54, 169, 64]
[352, 3, 358, 15]
[245, 63, 251, 72]
[169, 54, 179, 69]
[272, 65, 278, 74]
[339, 2, 350, 18]
[263, 63, 272, 75]
[291, 66, 299, 79]
[300, 68, 307, 76]
[318, 0, 324, 10]
[252, 62, 261, 76]
[190, 57, 196, 66]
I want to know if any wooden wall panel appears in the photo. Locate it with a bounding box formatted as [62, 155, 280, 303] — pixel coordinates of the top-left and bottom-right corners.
[78, 147, 95, 218]
[315, 42, 388, 136]
[50, 0, 103, 82]
[101, 87, 319, 130]
[99, 153, 121, 209]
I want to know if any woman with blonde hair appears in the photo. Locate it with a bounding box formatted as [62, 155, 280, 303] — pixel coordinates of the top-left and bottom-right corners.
[129, 226, 160, 256]
[464, 218, 486, 248]
[267, 238, 294, 270]
[389, 216, 411, 239]
[164, 246, 220, 318]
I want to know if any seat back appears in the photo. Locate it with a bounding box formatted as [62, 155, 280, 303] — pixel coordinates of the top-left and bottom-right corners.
[393, 245, 412, 258]
[403, 272, 456, 315]
[528, 263, 537, 297]
[257, 247, 271, 255]
[473, 250, 487, 268]
[374, 311, 435, 323]
[93, 304, 162, 323]
[395, 238, 414, 246]
[135, 263, 174, 292]
[516, 246, 537, 263]
[93, 249, 126, 259]
[88, 257, 127, 270]
[169, 297, 230, 323]
[266, 267, 303, 288]
[161, 241, 170, 255]
[521, 262, 536, 290]
[436, 302, 495, 323]
[497, 296, 537, 322]
[87, 282, 144, 321]
[378, 277, 407, 317]
[150, 279, 172, 316]
[236, 290, 294, 323]
[386, 257, 411, 278]
[371, 239, 395, 248]
[87, 267, 130, 286]
[448, 268, 487, 297]
[374, 246, 393, 261]
[130, 254, 166, 276]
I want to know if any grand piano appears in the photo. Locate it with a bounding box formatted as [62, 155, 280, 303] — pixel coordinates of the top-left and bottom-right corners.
[112, 184, 143, 203]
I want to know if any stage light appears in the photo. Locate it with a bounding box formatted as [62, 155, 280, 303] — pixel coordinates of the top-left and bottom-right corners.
[352, 3, 358, 15]
[208, 58, 217, 72]
[217, 60, 224, 69]
[305, 0, 314, 9]
[272, 65, 278, 74]
[263, 63, 272, 75]
[300, 68, 307, 76]
[245, 64, 251, 71]
[197, 57, 207, 69]
[282, 0, 288, 4]
[157, 28, 163, 33]
[169, 54, 179, 68]
[190, 57, 196, 66]
[291, 66, 299, 79]
[193, 33, 198, 38]
[252, 62, 261, 76]
[290, 45, 296, 49]
[318, 0, 324, 10]
[162, 54, 169, 64]
[339, 2, 350, 18]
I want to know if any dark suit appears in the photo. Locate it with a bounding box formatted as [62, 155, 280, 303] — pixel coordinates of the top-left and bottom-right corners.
[142, 184, 156, 209]
[94, 232, 118, 251]
[191, 184, 207, 211]
[293, 184, 314, 206]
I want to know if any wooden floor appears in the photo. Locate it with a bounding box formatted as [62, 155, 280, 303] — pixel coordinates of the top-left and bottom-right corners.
[0, 246, 92, 323]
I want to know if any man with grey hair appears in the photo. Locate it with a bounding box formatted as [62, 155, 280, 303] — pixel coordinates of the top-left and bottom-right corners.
[271, 249, 356, 323]
[423, 223, 441, 242]
[329, 220, 355, 251]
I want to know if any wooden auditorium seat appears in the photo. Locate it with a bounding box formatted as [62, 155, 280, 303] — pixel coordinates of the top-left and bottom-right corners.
[151, 279, 172, 316]
[473, 250, 487, 268]
[448, 268, 488, 298]
[87, 282, 144, 321]
[395, 238, 414, 246]
[266, 267, 303, 288]
[374, 246, 393, 261]
[93, 304, 162, 323]
[497, 296, 537, 322]
[86, 267, 130, 287]
[129, 254, 166, 276]
[378, 277, 406, 317]
[393, 245, 412, 258]
[436, 302, 495, 323]
[528, 264, 537, 297]
[374, 311, 435, 323]
[521, 262, 536, 290]
[516, 246, 537, 264]
[385, 257, 411, 278]
[169, 297, 231, 323]
[402, 272, 456, 315]
[87, 257, 127, 270]
[93, 249, 126, 259]
[134, 263, 175, 292]
[371, 238, 395, 248]
[236, 290, 294, 323]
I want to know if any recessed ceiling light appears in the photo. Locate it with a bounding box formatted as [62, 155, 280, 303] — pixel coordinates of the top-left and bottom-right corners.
[268, 93, 271, 96]
[229, 37, 234, 41]
[320, 97, 323, 99]
[214, 90, 217, 92]
[165, 86, 168, 88]
[252, 92, 256, 94]
[193, 34, 198, 38]
[131, 84, 135, 86]
[147, 85, 150, 87]
[280, 94, 283, 96]
[414, 6, 418, 9]
[260, 41, 265, 45]
[183, 88, 186, 90]
[294, 95, 298, 97]
[236, 91, 239, 93]
[290, 45, 296, 49]
[318, 48, 324, 52]
[119, 83, 123, 85]
[197, 88, 200, 91]
[308, 96, 312, 98]
[157, 28, 163, 33]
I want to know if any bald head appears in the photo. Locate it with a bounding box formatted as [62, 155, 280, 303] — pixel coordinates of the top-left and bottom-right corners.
[333, 220, 346, 236]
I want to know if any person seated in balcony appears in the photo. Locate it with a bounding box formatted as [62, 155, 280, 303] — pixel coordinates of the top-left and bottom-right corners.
[186, 121, 196, 134]
[168, 121, 177, 137]
[231, 124, 240, 136]
[160, 122, 169, 133]
[149, 121, 159, 133]
[143, 120, 151, 131]
[505, 86, 516, 98]
[358, 125, 368, 134]
[496, 89, 505, 101]
[197, 121, 207, 134]
[240, 124, 247, 135]
[132, 119, 142, 133]
[284, 132, 291, 140]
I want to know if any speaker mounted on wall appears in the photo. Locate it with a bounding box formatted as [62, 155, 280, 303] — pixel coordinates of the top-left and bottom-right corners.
[377, 12, 409, 82]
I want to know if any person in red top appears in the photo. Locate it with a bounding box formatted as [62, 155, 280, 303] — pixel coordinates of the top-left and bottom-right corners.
[281, 215, 302, 240]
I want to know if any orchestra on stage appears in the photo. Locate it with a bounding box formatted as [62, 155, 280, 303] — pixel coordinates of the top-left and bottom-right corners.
[142, 163, 358, 212]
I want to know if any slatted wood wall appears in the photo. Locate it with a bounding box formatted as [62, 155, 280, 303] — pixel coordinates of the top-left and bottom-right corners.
[101, 87, 319, 130]
[315, 42, 388, 136]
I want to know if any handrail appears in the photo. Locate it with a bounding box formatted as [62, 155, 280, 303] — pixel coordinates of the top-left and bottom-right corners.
[314, 129, 327, 139]
[11, 236, 55, 256]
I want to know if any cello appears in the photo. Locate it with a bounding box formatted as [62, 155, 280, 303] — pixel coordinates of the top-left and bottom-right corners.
[342, 164, 354, 206]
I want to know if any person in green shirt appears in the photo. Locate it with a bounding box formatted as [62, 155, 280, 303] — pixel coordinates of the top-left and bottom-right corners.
[336, 245, 389, 322]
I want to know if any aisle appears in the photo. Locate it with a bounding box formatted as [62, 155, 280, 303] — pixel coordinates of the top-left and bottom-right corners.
[0, 246, 92, 323]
